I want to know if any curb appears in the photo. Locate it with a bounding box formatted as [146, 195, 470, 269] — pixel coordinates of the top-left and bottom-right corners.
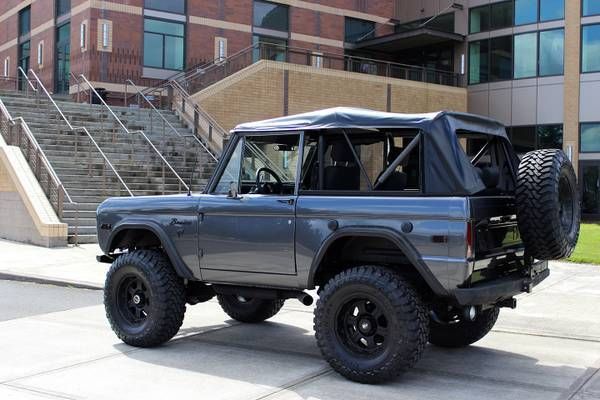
[0, 272, 103, 290]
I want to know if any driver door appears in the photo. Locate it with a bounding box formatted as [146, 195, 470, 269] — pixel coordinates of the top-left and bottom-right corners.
[198, 133, 300, 277]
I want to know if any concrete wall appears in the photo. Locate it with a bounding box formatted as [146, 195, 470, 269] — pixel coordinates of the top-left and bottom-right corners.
[0, 136, 67, 247]
[192, 60, 467, 133]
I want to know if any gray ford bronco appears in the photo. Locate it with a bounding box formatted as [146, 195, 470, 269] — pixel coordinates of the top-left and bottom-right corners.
[97, 107, 580, 383]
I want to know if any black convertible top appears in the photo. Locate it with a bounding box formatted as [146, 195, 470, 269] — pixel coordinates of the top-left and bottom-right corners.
[232, 107, 515, 195]
[232, 107, 507, 138]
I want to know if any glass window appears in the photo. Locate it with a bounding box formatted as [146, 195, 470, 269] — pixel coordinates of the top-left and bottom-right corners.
[18, 7, 30, 36]
[143, 18, 185, 70]
[213, 140, 243, 195]
[539, 29, 564, 76]
[469, 5, 489, 34]
[144, 0, 185, 14]
[537, 125, 563, 149]
[581, 123, 600, 153]
[510, 126, 536, 153]
[345, 17, 375, 42]
[252, 35, 287, 62]
[581, 163, 600, 215]
[491, 1, 514, 29]
[253, 0, 289, 32]
[240, 135, 300, 195]
[144, 19, 184, 36]
[514, 32, 537, 78]
[490, 36, 513, 81]
[514, 0, 537, 25]
[428, 13, 455, 33]
[540, 0, 564, 21]
[469, 39, 489, 84]
[56, 0, 71, 17]
[582, 25, 600, 73]
[583, 0, 600, 16]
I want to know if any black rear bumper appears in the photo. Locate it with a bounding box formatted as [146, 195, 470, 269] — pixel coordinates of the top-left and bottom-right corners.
[452, 260, 549, 306]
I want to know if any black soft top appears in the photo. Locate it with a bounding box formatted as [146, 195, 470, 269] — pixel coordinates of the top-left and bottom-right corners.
[232, 107, 515, 195]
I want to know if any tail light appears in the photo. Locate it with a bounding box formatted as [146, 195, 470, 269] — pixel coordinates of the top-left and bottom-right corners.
[466, 221, 474, 259]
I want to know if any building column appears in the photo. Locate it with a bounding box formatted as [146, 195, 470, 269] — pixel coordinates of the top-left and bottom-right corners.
[563, 0, 581, 175]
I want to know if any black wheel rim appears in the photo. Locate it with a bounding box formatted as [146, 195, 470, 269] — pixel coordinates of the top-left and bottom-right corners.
[558, 175, 575, 234]
[116, 275, 150, 326]
[335, 296, 390, 356]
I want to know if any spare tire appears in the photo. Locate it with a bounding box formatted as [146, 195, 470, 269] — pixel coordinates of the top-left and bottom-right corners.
[516, 149, 580, 260]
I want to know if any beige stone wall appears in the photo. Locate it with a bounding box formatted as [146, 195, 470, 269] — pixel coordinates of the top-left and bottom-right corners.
[0, 138, 67, 247]
[564, 0, 581, 175]
[192, 60, 467, 133]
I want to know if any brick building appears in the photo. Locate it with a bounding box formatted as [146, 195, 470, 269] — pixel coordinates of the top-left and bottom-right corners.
[0, 0, 599, 217]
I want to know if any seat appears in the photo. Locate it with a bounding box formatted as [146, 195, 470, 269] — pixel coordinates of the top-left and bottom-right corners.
[375, 146, 408, 191]
[475, 163, 501, 194]
[323, 143, 360, 190]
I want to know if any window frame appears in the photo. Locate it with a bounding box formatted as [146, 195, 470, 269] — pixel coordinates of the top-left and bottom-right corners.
[538, 27, 565, 77]
[468, 0, 564, 34]
[143, 16, 186, 71]
[297, 130, 425, 197]
[581, 23, 600, 73]
[252, 0, 290, 33]
[144, 0, 186, 15]
[579, 123, 600, 153]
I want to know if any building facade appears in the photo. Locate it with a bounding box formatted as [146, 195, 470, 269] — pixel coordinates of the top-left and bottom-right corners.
[0, 0, 598, 216]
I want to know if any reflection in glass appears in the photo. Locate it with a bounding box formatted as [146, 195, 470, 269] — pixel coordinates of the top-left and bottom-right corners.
[515, 0, 537, 25]
[514, 33, 537, 78]
[582, 25, 600, 73]
[469, 40, 489, 84]
[581, 123, 600, 153]
[540, 0, 564, 21]
[539, 29, 564, 76]
[583, 0, 600, 16]
[490, 36, 512, 81]
[253, 0, 289, 31]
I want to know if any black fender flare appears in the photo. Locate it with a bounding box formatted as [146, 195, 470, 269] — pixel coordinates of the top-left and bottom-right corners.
[307, 226, 449, 296]
[106, 220, 195, 280]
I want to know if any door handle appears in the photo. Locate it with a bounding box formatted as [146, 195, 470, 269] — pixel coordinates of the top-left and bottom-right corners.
[278, 198, 295, 205]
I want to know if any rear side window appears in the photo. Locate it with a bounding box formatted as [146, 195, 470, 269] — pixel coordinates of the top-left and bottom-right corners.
[300, 130, 421, 194]
[459, 132, 516, 195]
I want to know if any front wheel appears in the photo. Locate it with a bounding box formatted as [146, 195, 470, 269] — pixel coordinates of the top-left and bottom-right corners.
[104, 250, 186, 347]
[429, 306, 499, 348]
[314, 266, 429, 384]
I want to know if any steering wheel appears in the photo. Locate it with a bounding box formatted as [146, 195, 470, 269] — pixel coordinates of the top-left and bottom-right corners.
[255, 167, 283, 194]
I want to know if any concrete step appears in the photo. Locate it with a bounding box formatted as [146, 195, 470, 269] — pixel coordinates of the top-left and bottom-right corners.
[68, 233, 98, 244]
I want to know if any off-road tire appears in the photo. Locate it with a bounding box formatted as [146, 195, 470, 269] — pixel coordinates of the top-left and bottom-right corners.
[104, 250, 186, 347]
[314, 265, 429, 384]
[429, 307, 499, 348]
[217, 295, 284, 323]
[516, 149, 580, 260]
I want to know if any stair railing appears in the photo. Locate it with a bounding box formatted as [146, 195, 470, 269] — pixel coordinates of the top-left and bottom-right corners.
[0, 96, 80, 245]
[167, 79, 229, 157]
[69, 72, 82, 103]
[78, 74, 190, 193]
[17, 66, 39, 99]
[28, 69, 134, 199]
[124, 79, 218, 164]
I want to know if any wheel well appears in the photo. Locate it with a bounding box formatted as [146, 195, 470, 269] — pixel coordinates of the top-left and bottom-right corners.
[312, 236, 433, 299]
[110, 228, 162, 252]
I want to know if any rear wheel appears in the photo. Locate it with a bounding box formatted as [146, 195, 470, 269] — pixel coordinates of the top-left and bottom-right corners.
[217, 294, 284, 323]
[314, 266, 429, 384]
[429, 307, 499, 348]
[104, 250, 186, 347]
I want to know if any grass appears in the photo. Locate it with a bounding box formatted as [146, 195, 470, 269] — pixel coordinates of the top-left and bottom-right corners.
[567, 223, 600, 265]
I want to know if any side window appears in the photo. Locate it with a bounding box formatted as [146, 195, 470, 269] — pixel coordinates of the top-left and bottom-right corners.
[240, 134, 300, 195]
[300, 130, 421, 193]
[212, 140, 243, 194]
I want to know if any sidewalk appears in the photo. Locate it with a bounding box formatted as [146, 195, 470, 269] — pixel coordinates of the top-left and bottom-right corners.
[0, 239, 107, 289]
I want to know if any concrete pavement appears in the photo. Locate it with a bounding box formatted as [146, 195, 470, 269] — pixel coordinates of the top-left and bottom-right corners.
[0, 239, 599, 399]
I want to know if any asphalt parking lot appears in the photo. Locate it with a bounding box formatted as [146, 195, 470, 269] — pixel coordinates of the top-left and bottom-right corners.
[0, 261, 599, 400]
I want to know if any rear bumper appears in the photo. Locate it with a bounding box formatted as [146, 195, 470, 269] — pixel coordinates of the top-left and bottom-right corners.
[452, 260, 549, 306]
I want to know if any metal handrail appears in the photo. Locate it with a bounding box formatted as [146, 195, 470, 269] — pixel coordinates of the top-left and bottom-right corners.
[125, 79, 219, 163]
[28, 69, 134, 197]
[78, 74, 190, 192]
[0, 98, 71, 202]
[0, 95, 79, 243]
[17, 66, 38, 93]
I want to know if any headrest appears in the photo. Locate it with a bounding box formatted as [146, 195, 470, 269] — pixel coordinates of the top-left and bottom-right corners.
[477, 165, 500, 189]
[330, 142, 355, 163]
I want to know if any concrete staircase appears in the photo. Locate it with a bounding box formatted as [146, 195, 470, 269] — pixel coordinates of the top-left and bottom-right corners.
[0, 90, 217, 244]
